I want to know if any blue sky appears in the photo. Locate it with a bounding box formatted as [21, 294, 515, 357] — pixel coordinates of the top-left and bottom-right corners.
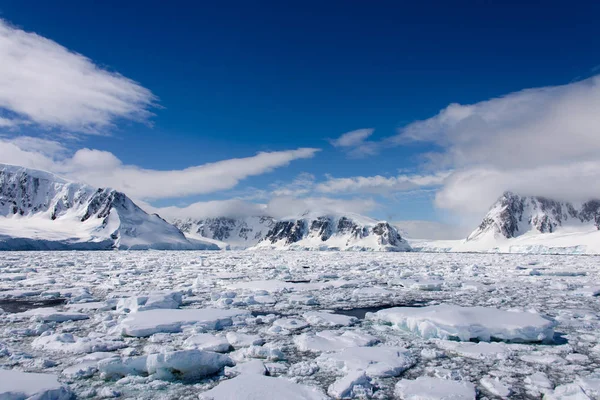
[1, 1, 599, 238]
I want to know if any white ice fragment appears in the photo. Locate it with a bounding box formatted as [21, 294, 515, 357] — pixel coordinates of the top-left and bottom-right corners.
[224, 359, 267, 377]
[294, 330, 378, 352]
[395, 376, 476, 400]
[480, 377, 511, 398]
[0, 369, 72, 399]
[116, 291, 183, 313]
[270, 318, 309, 333]
[199, 374, 329, 400]
[226, 332, 265, 348]
[289, 294, 319, 305]
[235, 345, 286, 361]
[98, 355, 148, 379]
[368, 305, 555, 342]
[302, 311, 357, 327]
[436, 341, 512, 360]
[521, 354, 566, 365]
[524, 372, 553, 390]
[328, 371, 372, 399]
[317, 346, 414, 378]
[146, 349, 233, 380]
[576, 376, 600, 398]
[32, 333, 125, 354]
[544, 383, 591, 400]
[183, 333, 231, 352]
[14, 307, 89, 322]
[119, 308, 250, 337]
[62, 361, 98, 379]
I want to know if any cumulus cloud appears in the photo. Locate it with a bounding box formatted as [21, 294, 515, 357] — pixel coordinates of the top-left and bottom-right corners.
[394, 75, 600, 170]
[154, 196, 377, 221]
[0, 19, 156, 133]
[355, 75, 600, 216]
[0, 136, 319, 200]
[316, 171, 451, 195]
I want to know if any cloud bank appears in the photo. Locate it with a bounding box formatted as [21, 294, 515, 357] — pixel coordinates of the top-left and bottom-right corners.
[0, 19, 156, 133]
[154, 196, 377, 221]
[329, 75, 600, 218]
[0, 136, 319, 200]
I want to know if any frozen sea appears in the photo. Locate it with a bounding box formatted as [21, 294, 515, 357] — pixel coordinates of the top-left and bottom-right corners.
[1, 250, 599, 399]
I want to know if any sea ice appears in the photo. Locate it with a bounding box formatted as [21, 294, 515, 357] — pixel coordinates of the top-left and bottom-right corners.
[302, 311, 358, 327]
[119, 308, 250, 337]
[183, 333, 231, 352]
[294, 330, 378, 352]
[395, 376, 476, 400]
[13, 307, 89, 322]
[0, 369, 72, 399]
[199, 374, 329, 400]
[317, 346, 415, 378]
[368, 304, 556, 342]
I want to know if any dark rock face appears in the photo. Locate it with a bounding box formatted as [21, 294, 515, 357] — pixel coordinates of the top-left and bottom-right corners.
[580, 200, 600, 229]
[310, 217, 333, 241]
[265, 220, 307, 244]
[372, 222, 404, 246]
[259, 215, 408, 250]
[469, 191, 600, 240]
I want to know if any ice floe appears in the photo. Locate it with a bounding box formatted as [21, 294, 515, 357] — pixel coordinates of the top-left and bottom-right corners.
[395, 376, 476, 400]
[119, 308, 250, 337]
[367, 304, 556, 342]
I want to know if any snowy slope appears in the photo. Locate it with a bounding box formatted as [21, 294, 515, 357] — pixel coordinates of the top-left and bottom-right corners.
[172, 216, 276, 250]
[413, 192, 600, 254]
[0, 164, 217, 250]
[252, 212, 411, 252]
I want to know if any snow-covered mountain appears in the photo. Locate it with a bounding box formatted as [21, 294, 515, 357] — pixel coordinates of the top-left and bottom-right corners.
[468, 192, 600, 241]
[252, 212, 411, 251]
[173, 212, 411, 251]
[172, 216, 276, 249]
[413, 192, 600, 254]
[0, 164, 217, 250]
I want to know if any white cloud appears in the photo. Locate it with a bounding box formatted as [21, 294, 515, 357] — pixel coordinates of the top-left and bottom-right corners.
[435, 161, 600, 216]
[394, 75, 600, 170]
[154, 196, 377, 221]
[329, 128, 380, 157]
[0, 137, 320, 200]
[330, 129, 374, 147]
[355, 75, 600, 216]
[315, 171, 451, 194]
[0, 19, 156, 133]
[270, 172, 315, 197]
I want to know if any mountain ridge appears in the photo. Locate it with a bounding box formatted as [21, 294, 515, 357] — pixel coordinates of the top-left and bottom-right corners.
[0, 163, 216, 250]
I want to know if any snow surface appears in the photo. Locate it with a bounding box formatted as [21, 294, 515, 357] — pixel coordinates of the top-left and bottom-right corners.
[1, 250, 600, 399]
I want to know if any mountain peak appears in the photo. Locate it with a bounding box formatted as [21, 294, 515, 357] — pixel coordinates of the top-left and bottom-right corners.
[468, 192, 600, 241]
[0, 164, 216, 250]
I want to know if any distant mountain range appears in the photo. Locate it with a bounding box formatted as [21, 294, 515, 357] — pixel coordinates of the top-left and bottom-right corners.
[173, 212, 410, 251]
[3, 163, 598, 253]
[0, 164, 411, 252]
